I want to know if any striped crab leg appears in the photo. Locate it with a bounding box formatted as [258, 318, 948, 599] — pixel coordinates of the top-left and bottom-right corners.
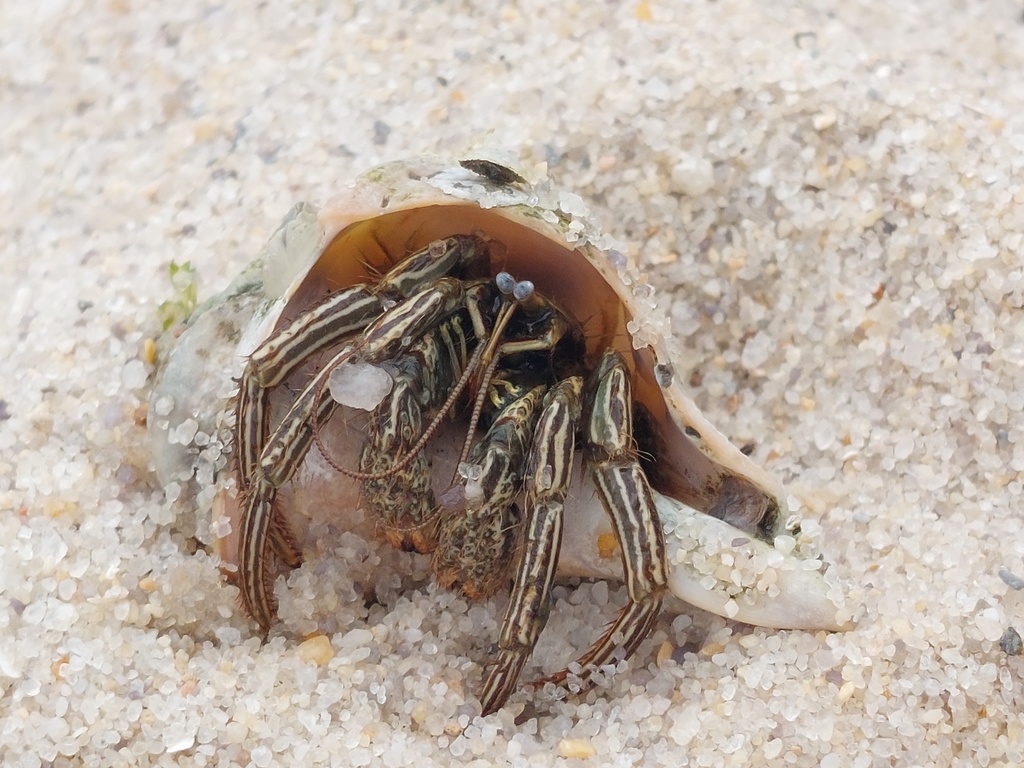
[238, 276, 474, 629]
[233, 236, 485, 569]
[234, 235, 484, 494]
[480, 376, 584, 715]
[357, 301, 489, 554]
[537, 350, 668, 688]
[432, 383, 546, 600]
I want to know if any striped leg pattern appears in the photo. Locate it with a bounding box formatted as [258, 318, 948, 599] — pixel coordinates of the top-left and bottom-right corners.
[359, 308, 484, 554]
[230, 232, 667, 713]
[234, 235, 484, 493]
[433, 383, 546, 600]
[234, 237, 485, 630]
[480, 376, 583, 715]
[536, 350, 668, 689]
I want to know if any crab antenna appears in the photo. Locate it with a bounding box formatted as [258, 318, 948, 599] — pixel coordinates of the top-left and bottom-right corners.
[455, 343, 506, 470]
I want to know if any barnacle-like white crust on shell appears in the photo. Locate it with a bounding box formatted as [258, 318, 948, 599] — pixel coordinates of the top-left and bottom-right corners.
[149, 155, 852, 633]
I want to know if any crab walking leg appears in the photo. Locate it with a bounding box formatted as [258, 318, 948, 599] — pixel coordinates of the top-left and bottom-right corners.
[236, 381, 344, 628]
[233, 291, 379, 496]
[237, 278, 471, 628]
[252, 235, 485, 390]
[233, 235, 485, 493]
[360, 309, 483, 553]
[480, 376, 583, 716]
[233, 375, 304, 570]
[233, 296, 356, 599]
[540, 351, 668, 687]
[434, 384, 546, 599]
[237, 373, 346, 629]
[260, 275, 471, 487]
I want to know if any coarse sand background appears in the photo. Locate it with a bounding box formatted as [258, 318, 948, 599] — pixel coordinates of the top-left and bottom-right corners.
[3, 1, 1024, 766]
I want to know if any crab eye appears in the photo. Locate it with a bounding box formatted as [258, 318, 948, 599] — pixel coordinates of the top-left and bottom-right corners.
[496, 271, 516, 295]
[512, 280, 534, 302]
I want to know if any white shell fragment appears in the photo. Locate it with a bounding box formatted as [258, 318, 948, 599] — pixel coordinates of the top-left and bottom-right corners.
[328, 362, 394, 411]
[149, 154, 851, 634]
[656, 495, 850, 631]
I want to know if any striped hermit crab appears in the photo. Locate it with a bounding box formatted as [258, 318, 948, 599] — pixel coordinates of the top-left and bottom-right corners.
[149, 154, 849, 715]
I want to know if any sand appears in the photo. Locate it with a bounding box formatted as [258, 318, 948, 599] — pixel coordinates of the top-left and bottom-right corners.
[3, 1, 1024, 766]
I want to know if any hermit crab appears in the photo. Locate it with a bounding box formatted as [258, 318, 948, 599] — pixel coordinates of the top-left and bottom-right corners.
[149, 154, 849, 715]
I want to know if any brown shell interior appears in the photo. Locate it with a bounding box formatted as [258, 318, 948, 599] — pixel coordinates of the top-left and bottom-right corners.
[280, 204, 768, 525]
